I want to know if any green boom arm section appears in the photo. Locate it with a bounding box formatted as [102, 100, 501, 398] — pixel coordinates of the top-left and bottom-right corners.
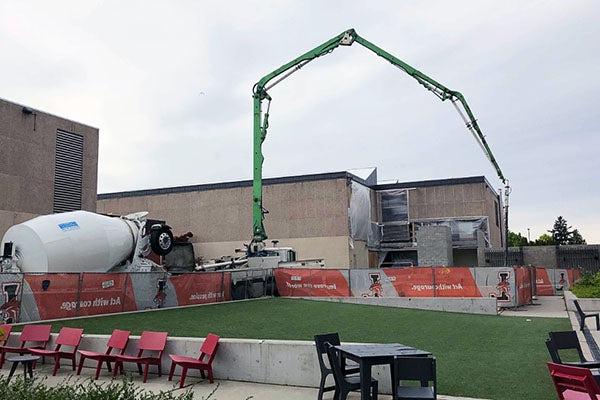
[251, 28, 508, 248]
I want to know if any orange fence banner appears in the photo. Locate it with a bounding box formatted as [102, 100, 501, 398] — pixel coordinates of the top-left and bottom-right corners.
[170, 272, 231, 306]
[274, 268, 350, 297]
[24, 274, 81, 320]
[78, 273, 137, 316]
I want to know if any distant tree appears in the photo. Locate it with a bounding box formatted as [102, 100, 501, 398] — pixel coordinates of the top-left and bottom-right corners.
[508, 231, 528, 247]
[569, 229, 587, 245]
[534, 234, 555, 246]
[549, 216, 573, 245]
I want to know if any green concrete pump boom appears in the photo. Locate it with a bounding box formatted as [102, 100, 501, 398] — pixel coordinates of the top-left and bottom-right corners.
[251, 28, 510, 255]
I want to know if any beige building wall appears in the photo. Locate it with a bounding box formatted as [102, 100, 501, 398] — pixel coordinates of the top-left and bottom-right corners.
[0, 98, 98, 237]
[98, 178, 353, 268]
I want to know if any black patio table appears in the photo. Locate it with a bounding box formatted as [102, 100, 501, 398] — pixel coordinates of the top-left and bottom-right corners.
[336, 343, 431, 400]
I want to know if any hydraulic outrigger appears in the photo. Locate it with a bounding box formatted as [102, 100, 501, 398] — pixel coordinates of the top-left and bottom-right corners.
[250, 28, 510, 263]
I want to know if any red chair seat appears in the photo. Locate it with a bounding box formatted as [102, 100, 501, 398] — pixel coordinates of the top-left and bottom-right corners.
[564, 390, 600, 399]
[563, 390, 600, 399]
[112, 331, 168, 383]
[78, 350, 109, 358]
[0, 324, 51, 368]
[168, 333, 220, 388]
[114, 354, 159, 362]
[34, 327, 83, 376]
[1, 345, 31, 352]
[77, 329, 130, 380]
[169, 354, 206, 365]
[29, 348, 59, 356]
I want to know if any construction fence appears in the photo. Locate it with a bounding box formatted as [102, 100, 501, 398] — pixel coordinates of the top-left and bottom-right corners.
[0, 270, 279, 324]
[273, 266, 582, 308]
[0, 266, 581, 324]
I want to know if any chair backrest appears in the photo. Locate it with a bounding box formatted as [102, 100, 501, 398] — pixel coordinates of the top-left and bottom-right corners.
[324, 342, 346, 387]
[394, 356, 437, 385]
[0, 324, 12, 345]
[549, 331, 586, 362]
[546, 339, 562, 363]
[199, 333, 220, 363]
[547, 362, 600, 398]
[574, 300, 586, 316]
[107, 329, 130, 354]
[314, 333, 341, 372]
[138, 331, 168, 353]
[20, 324, 52, 344]
[55, 327, 84, 347]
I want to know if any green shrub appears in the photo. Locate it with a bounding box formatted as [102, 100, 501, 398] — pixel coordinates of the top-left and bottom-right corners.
[572, 272, 600, 298]
[0, 376, 194, 400]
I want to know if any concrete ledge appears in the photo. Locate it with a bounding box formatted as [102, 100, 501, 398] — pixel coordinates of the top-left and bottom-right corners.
[298, 296, 498, 315]
[565, 290, 600, 312]
[4, 333, 404, 395]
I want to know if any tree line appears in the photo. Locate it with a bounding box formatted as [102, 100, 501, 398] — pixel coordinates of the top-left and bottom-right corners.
[509, 216, 586, 246]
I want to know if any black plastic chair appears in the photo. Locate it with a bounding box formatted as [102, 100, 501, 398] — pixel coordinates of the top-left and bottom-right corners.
[314, 333, 359, 400]
[392, 356, 436, 400]
[324, 342, 378, 400]
[548, 331, 600, 368]
[574, 300, 600, 331]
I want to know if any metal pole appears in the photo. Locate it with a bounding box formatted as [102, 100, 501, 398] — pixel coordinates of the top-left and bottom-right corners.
[504, 184, 511, 268]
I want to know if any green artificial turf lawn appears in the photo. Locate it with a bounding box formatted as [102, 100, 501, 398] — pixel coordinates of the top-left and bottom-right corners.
[23, 298, 569, 400]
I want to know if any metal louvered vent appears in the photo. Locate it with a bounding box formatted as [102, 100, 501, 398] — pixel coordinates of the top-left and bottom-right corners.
[53, 130, 83, 213]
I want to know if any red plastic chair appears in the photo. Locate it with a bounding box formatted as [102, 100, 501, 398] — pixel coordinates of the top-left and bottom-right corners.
[0, 324, 51, 368]
[168, 333, 220, 388]
[548, 362, 600, 399]
[77, 329, 130, 380]
[30, 327, 84, 376]
[113, 331, 168, 383]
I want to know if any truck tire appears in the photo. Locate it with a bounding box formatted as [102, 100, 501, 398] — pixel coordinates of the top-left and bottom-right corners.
[150, 227, 174, 256]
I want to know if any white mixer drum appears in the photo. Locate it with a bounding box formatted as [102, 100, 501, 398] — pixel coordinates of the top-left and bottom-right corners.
[1, 211, 136, 273]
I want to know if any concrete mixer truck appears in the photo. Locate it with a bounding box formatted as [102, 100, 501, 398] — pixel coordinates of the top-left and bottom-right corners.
[0, 210, 174, 273]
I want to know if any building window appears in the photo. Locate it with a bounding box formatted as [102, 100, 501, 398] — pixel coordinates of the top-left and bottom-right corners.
[494, 201, 500, 227]
[53, 130, 83, 213]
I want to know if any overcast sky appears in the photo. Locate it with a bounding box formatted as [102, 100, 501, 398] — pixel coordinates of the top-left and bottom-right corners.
[1, 1, 599, 243]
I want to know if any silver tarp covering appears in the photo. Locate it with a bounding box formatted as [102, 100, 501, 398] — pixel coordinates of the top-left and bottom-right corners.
[413, 217, 489, 247]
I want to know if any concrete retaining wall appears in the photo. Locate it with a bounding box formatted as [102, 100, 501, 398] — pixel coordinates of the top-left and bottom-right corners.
[300, 296, 498, 315]
[565, 290, 600, 312]
[5, 333, 400, 394]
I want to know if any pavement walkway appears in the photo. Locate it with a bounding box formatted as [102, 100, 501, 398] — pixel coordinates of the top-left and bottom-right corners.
[0, 364, 486, 400]
[499, 295, 568, 318]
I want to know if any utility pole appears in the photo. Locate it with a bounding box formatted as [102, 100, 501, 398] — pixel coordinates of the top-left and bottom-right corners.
[527, 228, 531, 243]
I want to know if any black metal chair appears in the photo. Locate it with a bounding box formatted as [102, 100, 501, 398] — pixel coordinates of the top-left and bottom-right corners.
[574, 300, 600, 331]
[392, 356, 436, 400]
[548, 331, 600, 368]
[324, 342, 378, 400]
[314, 333, 359, 400]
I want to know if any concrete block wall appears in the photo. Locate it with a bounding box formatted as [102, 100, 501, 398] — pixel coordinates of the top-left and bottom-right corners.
[3, 333, 400, 395]
[416, 225, 453, 266]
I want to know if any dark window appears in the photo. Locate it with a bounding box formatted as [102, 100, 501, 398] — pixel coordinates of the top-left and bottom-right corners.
[494, 201, 500, 227]
[53, 130, 83, 213]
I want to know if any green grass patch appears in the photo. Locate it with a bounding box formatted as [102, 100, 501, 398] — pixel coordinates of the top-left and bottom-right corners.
[572, 272, 600, 298]
[23, 298, 568, 400]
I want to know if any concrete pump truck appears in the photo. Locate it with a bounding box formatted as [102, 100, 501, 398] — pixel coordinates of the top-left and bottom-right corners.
[249, 28, 510, 264]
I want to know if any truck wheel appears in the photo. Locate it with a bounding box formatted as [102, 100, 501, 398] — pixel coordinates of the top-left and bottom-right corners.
[150, 227, 174, 255]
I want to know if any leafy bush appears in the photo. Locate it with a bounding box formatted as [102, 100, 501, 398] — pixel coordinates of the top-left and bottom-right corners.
[572, 272, 600, 298]
[0, 376, 194, 400]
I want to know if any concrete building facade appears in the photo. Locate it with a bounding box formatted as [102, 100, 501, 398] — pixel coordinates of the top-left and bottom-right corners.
[0, 98, 99, 237]
[98, 170, 503, 268]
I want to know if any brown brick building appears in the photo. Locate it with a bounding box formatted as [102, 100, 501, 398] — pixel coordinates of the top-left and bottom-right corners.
[0, 98, 98, 236]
